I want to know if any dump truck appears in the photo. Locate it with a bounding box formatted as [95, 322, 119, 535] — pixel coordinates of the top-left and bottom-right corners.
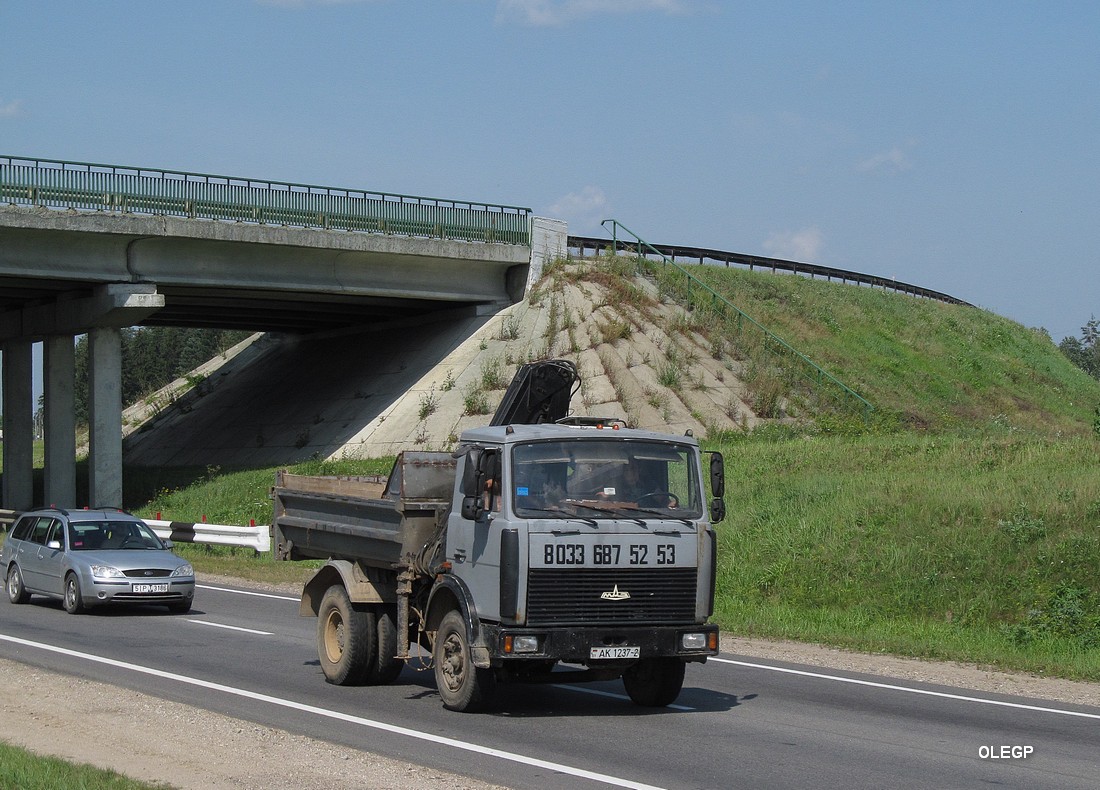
[272, 360, 725, 711]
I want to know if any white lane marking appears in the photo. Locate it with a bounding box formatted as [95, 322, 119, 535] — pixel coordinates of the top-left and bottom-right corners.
[552, 684, 694, 711]
[187, 620, 273, 636]
[197, 584, 299, 602]
[0, 633, 666, 790]
[713, 657, 1100, 720]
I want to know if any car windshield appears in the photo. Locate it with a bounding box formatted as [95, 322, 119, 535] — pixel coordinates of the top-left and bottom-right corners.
[511, 439, 702, 519]
[67, 520, 165, 551]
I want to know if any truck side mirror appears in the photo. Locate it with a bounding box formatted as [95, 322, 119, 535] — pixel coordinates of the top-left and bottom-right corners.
[710, 498, 726, 523]
[461, 496, 482, 520]
[709, 452, 725, 499]
[461, 449, 483, 497]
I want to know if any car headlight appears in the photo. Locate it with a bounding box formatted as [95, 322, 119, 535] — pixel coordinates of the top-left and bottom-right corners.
[90, 564, 125, 578]
[170, 564, 194, 578]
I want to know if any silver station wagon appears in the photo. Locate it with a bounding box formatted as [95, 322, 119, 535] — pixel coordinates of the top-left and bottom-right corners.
[3, 508, 195, 614]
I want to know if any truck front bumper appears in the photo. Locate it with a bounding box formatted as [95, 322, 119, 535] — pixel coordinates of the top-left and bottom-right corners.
[478, 623, 719, 667]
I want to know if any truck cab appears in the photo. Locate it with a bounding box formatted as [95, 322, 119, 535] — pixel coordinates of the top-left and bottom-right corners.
[431, 420, 721, 710]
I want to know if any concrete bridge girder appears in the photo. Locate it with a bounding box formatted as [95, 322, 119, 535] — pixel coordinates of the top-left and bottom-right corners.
[0, 207, 530, 306]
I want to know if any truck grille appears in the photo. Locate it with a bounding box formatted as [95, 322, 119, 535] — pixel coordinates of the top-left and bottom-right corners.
[526, 568, 697, 625]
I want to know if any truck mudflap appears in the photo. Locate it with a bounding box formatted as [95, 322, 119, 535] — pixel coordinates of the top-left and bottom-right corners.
[479, 623, 719, 667]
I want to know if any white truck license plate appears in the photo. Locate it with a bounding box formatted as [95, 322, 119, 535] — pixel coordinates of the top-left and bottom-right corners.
[132, 583, 169, 593]
[589, 646, 640, 660]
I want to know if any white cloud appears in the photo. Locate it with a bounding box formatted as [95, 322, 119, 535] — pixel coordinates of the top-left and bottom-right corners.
[858, 143, 914, 174]
[496, 0, 689, 27]
[762, 227, 823, 262]
[546, 185, 609, 232]
[0, 99, 23, 118]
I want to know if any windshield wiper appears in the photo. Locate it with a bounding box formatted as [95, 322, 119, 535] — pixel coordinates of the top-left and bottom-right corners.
[620, 506, 694, 527]
[520, 506, 598, 527]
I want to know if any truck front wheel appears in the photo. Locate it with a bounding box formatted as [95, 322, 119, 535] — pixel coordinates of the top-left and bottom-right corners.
[622, 658, 686, 707]
[433, 610, 496, 712]
[317, 585, 376, 685]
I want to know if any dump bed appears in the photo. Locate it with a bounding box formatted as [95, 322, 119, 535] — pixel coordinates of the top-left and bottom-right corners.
[271, 451, 456, 569]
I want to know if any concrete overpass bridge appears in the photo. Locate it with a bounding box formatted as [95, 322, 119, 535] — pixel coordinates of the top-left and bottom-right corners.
[0, 155, 566, 510]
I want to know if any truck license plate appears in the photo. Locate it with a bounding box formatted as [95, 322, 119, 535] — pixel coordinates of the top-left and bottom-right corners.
[132, 583, 169, 594]
[589, 646, 640, 660]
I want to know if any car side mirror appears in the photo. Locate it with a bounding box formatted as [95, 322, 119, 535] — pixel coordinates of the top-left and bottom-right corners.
[47, 540, 62, 550]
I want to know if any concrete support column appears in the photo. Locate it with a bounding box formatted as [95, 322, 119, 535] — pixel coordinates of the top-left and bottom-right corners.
[525, 216, 568, 295]
[88, 327, 123, 508]
[1, 340, 35, 511]
[44, 335, 77, 508]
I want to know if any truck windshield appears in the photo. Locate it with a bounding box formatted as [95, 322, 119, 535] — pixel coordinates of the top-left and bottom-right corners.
[511, 439, 702, 520]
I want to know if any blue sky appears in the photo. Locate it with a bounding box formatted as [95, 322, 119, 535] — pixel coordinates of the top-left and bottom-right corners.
[1, 0, 1098, 342]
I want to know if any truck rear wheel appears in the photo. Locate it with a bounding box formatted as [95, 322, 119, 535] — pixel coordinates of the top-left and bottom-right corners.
[622, 658, 686, 707]
[434, 610, 496, 712]
[317, 585, 376, 685]
[366, 603, 405, 685]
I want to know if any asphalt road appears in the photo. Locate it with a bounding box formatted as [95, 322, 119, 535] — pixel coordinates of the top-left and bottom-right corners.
[1, 581, 1096, 789]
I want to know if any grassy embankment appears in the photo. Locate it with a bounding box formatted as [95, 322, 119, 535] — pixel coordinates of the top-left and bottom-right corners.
[0, 741, 159, 790]
[3, 258, 1099, 680]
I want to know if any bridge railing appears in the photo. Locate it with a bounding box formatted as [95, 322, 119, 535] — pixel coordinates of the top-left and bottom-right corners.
[0, 155, 532, 245]
[596, 219, 874, 422]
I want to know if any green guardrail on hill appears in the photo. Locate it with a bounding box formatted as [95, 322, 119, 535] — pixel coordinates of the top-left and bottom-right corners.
[600, 219, 874, 422]
[0, 155, 532, 245]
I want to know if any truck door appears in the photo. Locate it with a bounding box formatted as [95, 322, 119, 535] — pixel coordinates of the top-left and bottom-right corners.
[448, 446, 506, 622]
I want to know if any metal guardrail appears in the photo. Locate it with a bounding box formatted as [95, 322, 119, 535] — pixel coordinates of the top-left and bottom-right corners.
[0, 155, 532, 245]
[593, 219, 875, 421]
[146, 518, 270, 554]
[569, 235, 972, 307]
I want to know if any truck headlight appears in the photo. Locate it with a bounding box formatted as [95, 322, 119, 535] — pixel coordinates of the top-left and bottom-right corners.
[505, 635, 541, 654]
[681, 632, 708, 651]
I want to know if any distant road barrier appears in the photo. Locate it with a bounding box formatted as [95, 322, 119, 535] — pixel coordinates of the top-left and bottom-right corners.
[1, 154, 532, 245]
[568, 235, 972, 306]
[0, 509, 269, 552]
[146, 518, 271, 554]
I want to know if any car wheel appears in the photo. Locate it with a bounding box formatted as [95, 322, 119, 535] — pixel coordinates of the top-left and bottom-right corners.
[168, 598, 193, 614]
[63, 573, 86, 614]
[433, 610, 496, 712]
[6, 565, 30, 604]
[317, 585, 375, 686]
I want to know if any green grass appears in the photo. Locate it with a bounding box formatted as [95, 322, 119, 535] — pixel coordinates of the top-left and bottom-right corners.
[708, 430, 1100, 679]
[684, 265, 1100, 434]
[0, 740, 171, 789]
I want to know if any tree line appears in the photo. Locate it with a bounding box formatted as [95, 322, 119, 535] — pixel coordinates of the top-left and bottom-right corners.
[72, 327, 252, 425]
[1059, 316, 1100, 380]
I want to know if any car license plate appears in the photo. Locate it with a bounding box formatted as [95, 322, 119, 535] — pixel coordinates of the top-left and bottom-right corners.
[589, 646, 640, 660]
[132, 583, 169, 594]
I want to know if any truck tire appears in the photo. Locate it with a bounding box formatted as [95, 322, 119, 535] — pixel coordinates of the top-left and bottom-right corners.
[317, 585, 376, 685]
[367, 604, 405, 685]
[622, 658, 685, 707]
[433, 610, 496, 712]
